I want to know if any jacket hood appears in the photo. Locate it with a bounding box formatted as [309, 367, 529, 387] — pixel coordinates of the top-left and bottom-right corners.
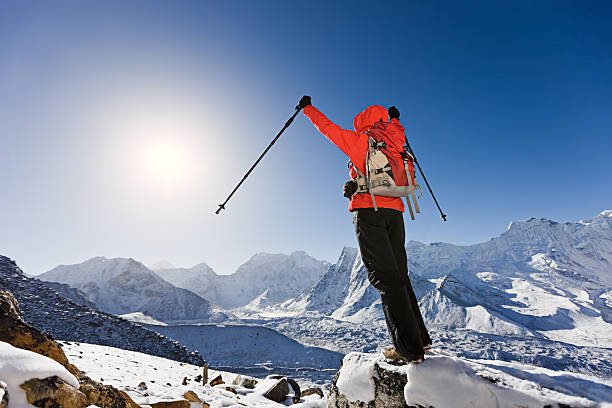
[353, 105, 389, 133]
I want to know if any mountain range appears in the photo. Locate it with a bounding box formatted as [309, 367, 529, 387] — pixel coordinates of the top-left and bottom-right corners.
[248, 210, 612, 349]
[33, 210, 612, 350]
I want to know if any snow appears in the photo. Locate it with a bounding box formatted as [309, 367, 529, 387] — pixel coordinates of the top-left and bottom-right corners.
[335, 353, 375, 403]
[335, 351, 612, 408]
[59, 341, 326, 408]
[404, 356, 540, 408]
[0, 341, 79, 408]
[119, 312, 167, 326]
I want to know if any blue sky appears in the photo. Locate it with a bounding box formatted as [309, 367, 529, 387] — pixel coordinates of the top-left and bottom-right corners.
[1, 1, 611, 275]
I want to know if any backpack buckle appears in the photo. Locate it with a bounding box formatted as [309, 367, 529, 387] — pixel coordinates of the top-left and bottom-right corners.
[371, 140, 386, 149]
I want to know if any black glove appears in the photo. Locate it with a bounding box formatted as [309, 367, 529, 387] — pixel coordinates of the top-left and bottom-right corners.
[388, 106, 400, 120]
[296, 95, 311, 110]
[343, 180, 358, 198]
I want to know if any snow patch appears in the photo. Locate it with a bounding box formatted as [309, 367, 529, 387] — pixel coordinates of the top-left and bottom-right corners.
[335, 353, 375, 403]
[404, 356, 540, 408]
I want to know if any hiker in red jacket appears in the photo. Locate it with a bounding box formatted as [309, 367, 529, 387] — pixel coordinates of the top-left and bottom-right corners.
[297, 95, 431, 363]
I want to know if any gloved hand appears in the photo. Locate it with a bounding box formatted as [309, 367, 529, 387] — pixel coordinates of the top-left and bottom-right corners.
[388, 106, 400, 120]
[343, 180, 358, 198]
[296, 95, 312, 110]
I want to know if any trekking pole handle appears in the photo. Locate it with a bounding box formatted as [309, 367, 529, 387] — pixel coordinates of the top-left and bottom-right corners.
[406, 141, 447, 222]
[215, 105, 304, 214]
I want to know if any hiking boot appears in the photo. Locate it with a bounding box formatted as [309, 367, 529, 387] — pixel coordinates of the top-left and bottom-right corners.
[383, 347, 424, 364]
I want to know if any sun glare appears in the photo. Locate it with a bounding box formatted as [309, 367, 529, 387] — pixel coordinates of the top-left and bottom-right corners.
[146, 141, 188, 182]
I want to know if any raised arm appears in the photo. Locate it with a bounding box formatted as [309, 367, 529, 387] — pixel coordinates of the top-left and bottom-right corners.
[303, 105, 367, 166]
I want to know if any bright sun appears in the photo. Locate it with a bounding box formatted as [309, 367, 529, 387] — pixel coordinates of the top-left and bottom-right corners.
[146, 140, 188, 182]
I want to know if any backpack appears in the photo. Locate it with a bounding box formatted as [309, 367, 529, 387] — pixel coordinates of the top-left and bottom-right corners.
[349, 122, 422, 220]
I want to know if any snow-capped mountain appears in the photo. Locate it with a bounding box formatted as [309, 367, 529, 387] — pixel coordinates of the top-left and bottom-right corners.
[156, 251, 330, 309]
[38, 256, 231, 322]
[0, 255, 203, 365]
[256, 211, 612, 348]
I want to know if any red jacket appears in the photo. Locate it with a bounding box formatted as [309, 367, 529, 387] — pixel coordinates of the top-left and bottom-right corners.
[304, 105, 406, 212]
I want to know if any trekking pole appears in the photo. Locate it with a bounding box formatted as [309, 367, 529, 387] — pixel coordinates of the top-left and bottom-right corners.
[405, 141, 447, 221]
[215, 104, 304, 214]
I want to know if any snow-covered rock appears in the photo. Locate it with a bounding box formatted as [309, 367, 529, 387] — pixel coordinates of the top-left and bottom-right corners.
[157, 251, 330, 310]
[328, 351, 612, 408]
[38, 256, 232, 322]
[0, 341, 79, 408]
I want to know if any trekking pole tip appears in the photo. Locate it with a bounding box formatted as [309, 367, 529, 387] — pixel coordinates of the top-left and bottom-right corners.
[441, 214, 447, 222]
[215, 204, 226, 215]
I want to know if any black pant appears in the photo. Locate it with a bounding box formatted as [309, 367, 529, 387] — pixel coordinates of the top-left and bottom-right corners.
[353, 207, 431, 359]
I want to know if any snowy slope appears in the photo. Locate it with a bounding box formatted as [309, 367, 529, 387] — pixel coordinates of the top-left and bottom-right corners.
[59, 341, 327, 407]
[0, 255, 204, 365]
[39, 256, 232, 322]
[157, 251, 330, 309]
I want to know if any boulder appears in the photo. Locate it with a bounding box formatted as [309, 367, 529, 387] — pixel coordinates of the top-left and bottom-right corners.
[263, 378, 289, 403]
[183, 390, 200, 402]
[301, 387, 324, 398]
[20, 375, 87, 408]
[328, 363, 407, 408]
[209, 375, 224, 387]
[286, 378, 301, 403]
[241, 377, 258, 389]
[232, 374, 258, 389]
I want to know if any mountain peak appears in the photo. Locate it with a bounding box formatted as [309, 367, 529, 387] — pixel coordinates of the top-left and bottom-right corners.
[149, 260, 175, 270]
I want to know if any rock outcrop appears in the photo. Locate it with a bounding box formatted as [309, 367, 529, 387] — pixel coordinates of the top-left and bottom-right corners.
[328, 362, 408, 408]
[0, 289, 139, 408]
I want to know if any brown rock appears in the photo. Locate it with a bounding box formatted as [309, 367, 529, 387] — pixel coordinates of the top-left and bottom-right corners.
[149, 400, 190, 408]
[225, 386, 237, 394]
[301, 387, 324, 398]
[0, 289, 139, 408]
[201, 402, 210, 408]
[183, 390, 201, 402]
[264, 378, 289, 403]
[20, 375, 87, 408]
[0, 289, 23, 321]
[138, 381, 147, 391]
[77, 383, 100, 404]
[209, 374, 224, 386]
[0, 381, 8, 408]
[242, 377, 258, 389]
